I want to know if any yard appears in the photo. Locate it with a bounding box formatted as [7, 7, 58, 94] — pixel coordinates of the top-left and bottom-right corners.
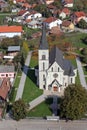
[27, 98, 53, 117]
[9, 72, 22, 102]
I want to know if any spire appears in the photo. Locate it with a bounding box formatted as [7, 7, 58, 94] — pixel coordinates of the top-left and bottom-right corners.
[39, 23, 49, 50]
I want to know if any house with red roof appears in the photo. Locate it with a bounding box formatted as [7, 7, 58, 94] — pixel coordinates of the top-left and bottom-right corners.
[13, 0, 26, 4]
[0, 26, 23, 38]
[59, 8, 70, 19]
[17, 10, 29, 17]
[0, 78, 11, 118]
[45, 0, 54, 5]
[62, 0, 73, 7]
[22, 3, 32, 9]
[61, 20, 74, 32]
[71, 11, 86, 24]
[44, 17, 62, 29]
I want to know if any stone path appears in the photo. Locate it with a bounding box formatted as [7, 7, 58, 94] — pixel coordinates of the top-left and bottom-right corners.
[76, 57, 87, 89]
[15, 51, 32, 101]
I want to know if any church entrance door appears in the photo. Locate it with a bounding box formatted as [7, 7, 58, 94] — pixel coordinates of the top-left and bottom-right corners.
[53, 86, 58, 91]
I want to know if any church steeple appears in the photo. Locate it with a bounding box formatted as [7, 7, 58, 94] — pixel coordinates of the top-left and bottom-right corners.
[39, 23, 49, 50]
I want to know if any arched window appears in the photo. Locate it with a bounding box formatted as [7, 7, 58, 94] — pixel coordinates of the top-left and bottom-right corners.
[43, 62, 45, 70]
[58, 67, 59, 72]
[71, 78, 73, 83]
[42, 55, 46, 60]
[43, 75, 45, 81]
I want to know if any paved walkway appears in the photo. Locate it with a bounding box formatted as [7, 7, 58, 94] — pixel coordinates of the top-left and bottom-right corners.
[15, 51, 32, 101]
[50, 96, 58, 116]
[76, 57, 87, 89]
[29, 94, 46, 110]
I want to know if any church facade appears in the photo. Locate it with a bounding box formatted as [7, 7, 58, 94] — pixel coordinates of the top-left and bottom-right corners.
[35, 25, 77, 92]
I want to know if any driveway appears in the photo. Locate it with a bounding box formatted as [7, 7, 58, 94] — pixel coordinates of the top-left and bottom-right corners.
[76, 57, 87, 89]
[15, 51, 32, 101]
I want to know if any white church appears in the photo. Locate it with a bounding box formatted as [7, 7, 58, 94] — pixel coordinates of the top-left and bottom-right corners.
[35, 24, 77, 93]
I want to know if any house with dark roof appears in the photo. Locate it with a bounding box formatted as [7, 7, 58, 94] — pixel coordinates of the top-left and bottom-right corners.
[35, 24, 77, 93]
[7, 46, 20, 57]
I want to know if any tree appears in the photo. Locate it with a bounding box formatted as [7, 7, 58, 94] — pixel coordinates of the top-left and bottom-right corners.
[60, 84, 87, 120]
[77, 19, 87, 29]
[11, 99, 28, 121]
[22, 41, 29, 59]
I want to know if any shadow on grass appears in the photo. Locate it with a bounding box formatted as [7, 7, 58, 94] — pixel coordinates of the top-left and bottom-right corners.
[27, 69, 37, 85]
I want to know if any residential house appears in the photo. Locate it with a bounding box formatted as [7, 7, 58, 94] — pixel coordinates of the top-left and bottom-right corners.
[35, 24, 77, 93]
[17, 10, 29, 18]
[59, 8, 70, 19]
[25, 11, 42, 20]
[13, 0, 26, 4]
[49, 26, 63, 36]
[0, 65, 15, 82]
[62, 0, 73, 7]
[61, 20, 74, 32]
[0, 26, 23, 38]
[22, 3, 32, 10]
[0, 77, 12, 118]
[71, 11, 86, 25]
[0, 0, 8, 12]
[45, 0, 54, 5]
[27, 20, 38, 29]
[44, 17, 62, 29]
[7, 46, 20, 57]
[47, 4, 57, 14]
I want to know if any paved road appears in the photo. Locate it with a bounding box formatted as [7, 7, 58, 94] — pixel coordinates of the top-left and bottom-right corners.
[15, 51, 32, 101]
[0, 119, 87, 130]
[76, 57, 87, 89]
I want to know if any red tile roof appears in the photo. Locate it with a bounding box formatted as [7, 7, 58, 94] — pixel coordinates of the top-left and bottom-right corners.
[64, 0, 73, 4]
[17, 10, 27, 15]
[62, 8, 70, 15]
[74, 11, 86, 18]
[22, 3, 31, 8]
[0, 26, 22, 33]
[0, 78, 10, 100]
[16, 0, 26, 3]
[44, 17, 57, 23]
[62, 20, 71, 27]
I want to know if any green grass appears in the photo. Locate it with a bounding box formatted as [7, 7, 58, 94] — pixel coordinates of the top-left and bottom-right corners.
[27, 98, 53, 117]
[82, 66, 87, 75]
[22, 70, 43, 103]
[75, 71, 81, 85]
[69, 58, 77, 68]
[29, 58, 38, 68]
[66, 32, 87, 48]
[9, 72, 22, 102]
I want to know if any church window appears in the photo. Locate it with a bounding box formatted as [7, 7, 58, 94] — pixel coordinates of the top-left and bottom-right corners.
[71, 78, 73, 83]
[58, 67, 59, 72]
[52, 67, 53, 71]
[43, 75, 45, 81]
[43, 62, 45, 70]
[42, 55, 46, 60]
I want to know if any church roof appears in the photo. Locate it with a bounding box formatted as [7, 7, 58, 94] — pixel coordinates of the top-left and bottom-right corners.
[39, 23, 49, 50]
[49, 46, 75, 76]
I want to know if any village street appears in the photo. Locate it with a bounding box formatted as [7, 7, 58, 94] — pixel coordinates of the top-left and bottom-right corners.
[0, 119, 87, 130]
